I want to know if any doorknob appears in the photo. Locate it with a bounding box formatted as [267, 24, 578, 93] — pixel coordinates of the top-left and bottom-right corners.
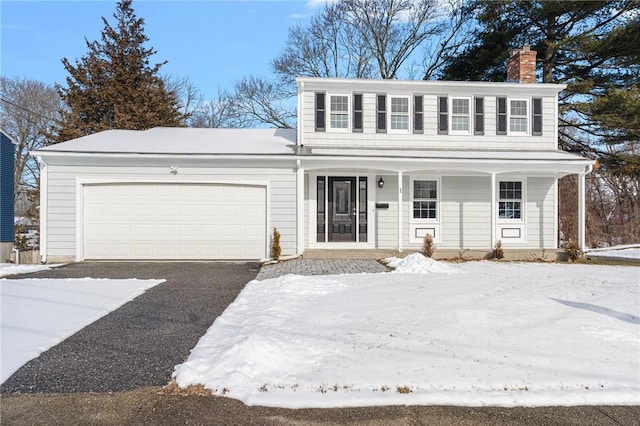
[352, 208, 357, 216]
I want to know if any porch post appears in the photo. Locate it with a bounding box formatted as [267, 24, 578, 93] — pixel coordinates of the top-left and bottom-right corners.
[578, 171, 586, 251]
[398, 171, 403, 252]
[296, 160, 304, 256]
[491, 173, 496, 248]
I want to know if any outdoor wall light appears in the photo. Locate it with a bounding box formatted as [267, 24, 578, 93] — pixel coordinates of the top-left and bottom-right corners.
[170, 166, 178, 175]
[378, 177, 385, 188]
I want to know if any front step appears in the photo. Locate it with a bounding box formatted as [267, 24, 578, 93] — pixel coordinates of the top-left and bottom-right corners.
[302, 249, 401, 259]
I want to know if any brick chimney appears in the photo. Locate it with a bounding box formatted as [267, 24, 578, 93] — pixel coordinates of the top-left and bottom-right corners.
[506, 45, 537, 83]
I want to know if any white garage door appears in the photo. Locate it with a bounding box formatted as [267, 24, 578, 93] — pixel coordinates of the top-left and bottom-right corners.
[83, 183, 266, 260]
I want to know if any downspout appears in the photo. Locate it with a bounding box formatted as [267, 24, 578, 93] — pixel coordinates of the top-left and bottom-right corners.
[296, 81, 304, 256]
[37, 156, 47, 263]
[577, 163, 593, 252]
[491, 173, 496, 247]
[398, 171, 403, 252]
[296, 159, 304, 256]
[297, 80, 304, 148]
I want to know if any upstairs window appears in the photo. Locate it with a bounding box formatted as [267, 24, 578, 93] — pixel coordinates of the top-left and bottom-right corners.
[390, 97, 409, 131]
[413, 180, 438, 220]
[315, 92, 325, 132]
[451, 98, 470, 133]
[498, 181, 523, 220]
[353, 93, 363, 132]
[532, 98, 543, 135]
[377, 94, 387, 133]
[413, 95, 424, 134]
[329, 95, 349, 130]
[509, 99, 528, 133]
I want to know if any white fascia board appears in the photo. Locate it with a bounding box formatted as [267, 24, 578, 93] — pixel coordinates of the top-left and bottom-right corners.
[296, 77, 566, 94]
[29, 151, 298, 167]
[299, 156, 593, 175]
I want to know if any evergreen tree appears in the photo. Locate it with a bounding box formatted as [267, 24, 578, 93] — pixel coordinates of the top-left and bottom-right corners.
[54, 0, 183, 141]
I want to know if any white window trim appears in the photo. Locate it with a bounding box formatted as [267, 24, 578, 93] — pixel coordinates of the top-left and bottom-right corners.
[496, 178, 526, 223]
[449, 96, 472, 135]
[327, 93, 350, 132]
[410, 176, 440, 223]
[508, 98, 529, 135]
[388, 95, 411, 134]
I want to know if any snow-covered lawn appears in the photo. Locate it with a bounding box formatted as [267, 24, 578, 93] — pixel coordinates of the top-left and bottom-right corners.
[0, 263, 60, 278]
[174, 255, 639, 408]
[1, 277, 163, 383]
[585, 245, 640, 260]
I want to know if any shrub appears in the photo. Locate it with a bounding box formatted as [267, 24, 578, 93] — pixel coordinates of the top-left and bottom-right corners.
[492, 240, 504, 260]
[271, 227, 281, 260]
[421, 234, 435, 258]
[563, 240, 582, 262]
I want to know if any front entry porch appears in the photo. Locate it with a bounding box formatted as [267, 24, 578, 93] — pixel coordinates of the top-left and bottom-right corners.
[298, 150, 594, 257]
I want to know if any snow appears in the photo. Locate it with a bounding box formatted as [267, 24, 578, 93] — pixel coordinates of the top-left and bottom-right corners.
[384, 252, 459, 274]
[1, 277, 163, 383]
[585, 245, 640, 260]
[36, 127, 297, 155]
[0, 263, 59, 278]
[174, 260, 640, 408]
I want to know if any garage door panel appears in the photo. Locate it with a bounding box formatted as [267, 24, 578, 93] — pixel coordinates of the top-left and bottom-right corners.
[83, 183, 266, 260]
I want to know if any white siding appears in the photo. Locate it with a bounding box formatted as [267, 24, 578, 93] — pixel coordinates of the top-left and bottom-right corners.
[301, 83, 560, 151]
[437, 176, 492, 249]
[374, 174, 399, 249]
[45, 164, 297, 260]
[372, 174, 553, 251]
[525, 177, 556, 249]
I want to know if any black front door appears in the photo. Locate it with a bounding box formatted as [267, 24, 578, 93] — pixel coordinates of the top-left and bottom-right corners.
[328, 177, 356, 242]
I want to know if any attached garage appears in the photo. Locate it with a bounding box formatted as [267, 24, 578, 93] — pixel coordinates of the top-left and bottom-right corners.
[81, 182, 267, 260]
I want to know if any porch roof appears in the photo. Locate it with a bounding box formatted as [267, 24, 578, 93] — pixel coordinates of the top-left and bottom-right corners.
[301, 148, 594, 176]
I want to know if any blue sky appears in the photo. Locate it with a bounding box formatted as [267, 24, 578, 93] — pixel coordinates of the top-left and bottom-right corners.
[1, 1, 317, 100]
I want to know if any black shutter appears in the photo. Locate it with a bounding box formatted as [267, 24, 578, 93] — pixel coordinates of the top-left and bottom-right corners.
[376, 94, 386, 133]
[315, 92, 325, 131]
[353, 94, 363, 132]
[532, 98, 543, 135]
[413, 95, 423, 134]
[438, 96, 448, 134]
[497, 97, 507, 135]
[474, 97, 484, 135]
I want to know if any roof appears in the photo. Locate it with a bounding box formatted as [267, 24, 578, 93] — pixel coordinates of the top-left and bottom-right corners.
[38, 127, 297, 155]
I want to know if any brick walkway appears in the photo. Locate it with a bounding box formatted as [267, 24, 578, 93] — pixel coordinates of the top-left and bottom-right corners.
[256, 258, 388, 280]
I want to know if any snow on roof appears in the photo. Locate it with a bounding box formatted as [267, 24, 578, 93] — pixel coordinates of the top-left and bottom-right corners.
[38, 127, 297, 155]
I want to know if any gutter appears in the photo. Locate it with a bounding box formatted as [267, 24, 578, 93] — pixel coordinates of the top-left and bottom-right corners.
[30, 151, 299, 161]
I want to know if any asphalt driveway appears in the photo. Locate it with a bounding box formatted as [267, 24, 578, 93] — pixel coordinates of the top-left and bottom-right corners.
[0, 262, 259, 393]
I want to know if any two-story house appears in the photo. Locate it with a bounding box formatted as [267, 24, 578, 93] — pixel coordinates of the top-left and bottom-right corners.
[33, 46, 593, 262]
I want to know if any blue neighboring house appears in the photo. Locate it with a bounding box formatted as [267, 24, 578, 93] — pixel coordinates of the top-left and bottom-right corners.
[1, 130, 16, 262]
